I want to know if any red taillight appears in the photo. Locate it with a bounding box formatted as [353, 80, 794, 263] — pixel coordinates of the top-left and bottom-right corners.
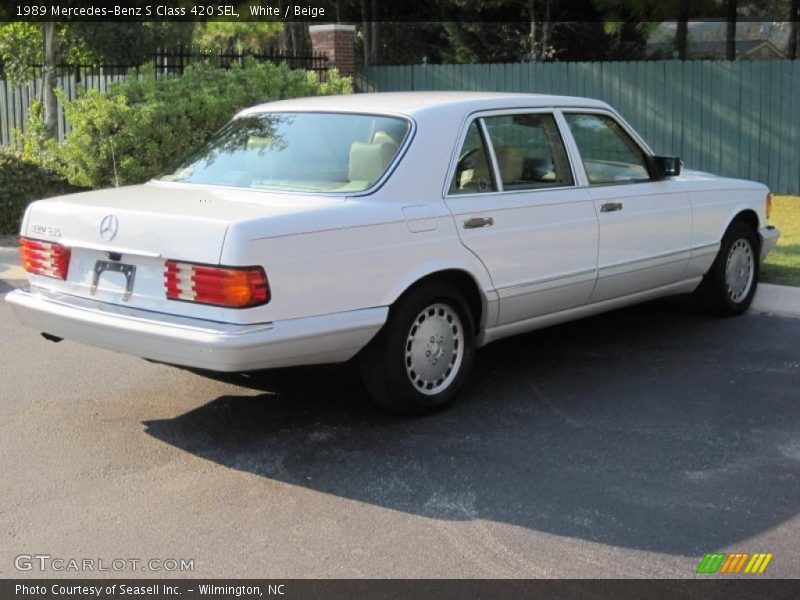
[19, 237, 71, 280]
[766, 192, 773, 220]
[164, 260, 269, 308]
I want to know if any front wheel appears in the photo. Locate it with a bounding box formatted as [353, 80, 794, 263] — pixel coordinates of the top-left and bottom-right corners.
[696, 221, 760, 316]
[359, 282, 475, 415]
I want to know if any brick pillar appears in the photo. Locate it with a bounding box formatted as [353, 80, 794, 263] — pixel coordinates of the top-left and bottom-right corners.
[308, 24, 356, 78]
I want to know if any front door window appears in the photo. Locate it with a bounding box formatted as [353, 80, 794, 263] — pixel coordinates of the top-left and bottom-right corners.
[564, 113, 650, 184]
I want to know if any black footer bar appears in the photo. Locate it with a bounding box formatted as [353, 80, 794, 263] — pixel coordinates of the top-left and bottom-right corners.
[5, 579, 800, 600]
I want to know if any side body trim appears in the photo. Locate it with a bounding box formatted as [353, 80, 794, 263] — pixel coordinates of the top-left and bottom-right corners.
[479, 277, 703, 347]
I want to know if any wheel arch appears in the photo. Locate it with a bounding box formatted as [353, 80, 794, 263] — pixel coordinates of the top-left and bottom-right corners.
[384, 265, 495, 332]
[728, 208, 759, 231]
[723, 208, 761, 251]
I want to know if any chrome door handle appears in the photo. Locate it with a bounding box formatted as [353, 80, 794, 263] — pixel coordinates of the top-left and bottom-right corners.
[600, 202, 623, 213]
[463, 216, 494, 229]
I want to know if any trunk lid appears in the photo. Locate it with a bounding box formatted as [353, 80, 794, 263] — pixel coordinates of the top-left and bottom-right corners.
[22, 181, 339, 318]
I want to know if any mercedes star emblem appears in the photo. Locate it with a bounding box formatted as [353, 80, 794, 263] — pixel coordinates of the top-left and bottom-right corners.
[99, 214, 119, 242]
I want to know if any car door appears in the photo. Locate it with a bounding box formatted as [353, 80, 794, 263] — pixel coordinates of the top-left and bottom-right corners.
[561, 111, 693, 303]
[444, 110, 598, 327]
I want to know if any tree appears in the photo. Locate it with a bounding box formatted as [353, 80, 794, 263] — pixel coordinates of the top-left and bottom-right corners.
[0, 22, 197, 71]
[0, 22, 40, 82]
[534, 0, 552, 60]
[360, 0, 380, 66]
[66, 23, 193, 64]
[595, 0, 736, 60]
[725, 0, 737, 60]
[192, 21, 281, 52]
[42, 23, 57, 139]
[271, 1, 309, 56]
[375, 23, 448, 65]
[790, 0, 799, 59]
[0, 21, 196, 139]
[674, 0, 691, 59]
[190, 1, 281, 52]
[0, 23, 61, 138]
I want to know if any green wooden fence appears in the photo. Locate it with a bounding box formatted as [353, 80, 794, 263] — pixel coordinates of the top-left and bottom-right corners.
[356, 60, 800, 195]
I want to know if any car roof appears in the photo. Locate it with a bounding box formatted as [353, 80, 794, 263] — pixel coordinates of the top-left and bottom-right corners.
[238, 91, 611, 118]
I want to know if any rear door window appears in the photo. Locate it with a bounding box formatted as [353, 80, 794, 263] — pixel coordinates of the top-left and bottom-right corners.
[481, 113, 574, 191]
[449, 121, 497, 194]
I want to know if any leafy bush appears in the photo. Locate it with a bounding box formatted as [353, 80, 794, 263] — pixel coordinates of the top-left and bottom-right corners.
[15, 100, 68, 174]
[0, 148, 78, 235]
[59, 61, 352, 188]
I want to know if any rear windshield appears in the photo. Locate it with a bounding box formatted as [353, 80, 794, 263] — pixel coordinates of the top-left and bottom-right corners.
[159, 112, 410, 193]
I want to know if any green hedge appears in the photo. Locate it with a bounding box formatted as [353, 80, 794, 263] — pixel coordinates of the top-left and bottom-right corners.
[1, 62, 351, 234]
[0, 149, 77, 235]
[59, 61, 353, 188]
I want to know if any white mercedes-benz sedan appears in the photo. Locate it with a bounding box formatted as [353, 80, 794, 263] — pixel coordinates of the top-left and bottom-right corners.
[7, 92, 780, 414]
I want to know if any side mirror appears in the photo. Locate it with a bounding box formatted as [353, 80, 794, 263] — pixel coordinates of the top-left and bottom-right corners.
[650, 155, 681, 179]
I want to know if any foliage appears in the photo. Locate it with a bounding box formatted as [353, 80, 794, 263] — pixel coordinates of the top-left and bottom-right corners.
[0, 22, 96, 84]
[372, 24, 449, 65]
[186, 0, 282, 52]
[438, 20, 651, 63]
[441, 22, 532, 63]
[0, 22, 194, 85]
[57, 61, 352, 188]
[0, 147, 76, 235]
[13, 100, 66, 173]
[192, 9, 281, 52]
[0, 23, 44, 84]
[66, 23, 195, 65]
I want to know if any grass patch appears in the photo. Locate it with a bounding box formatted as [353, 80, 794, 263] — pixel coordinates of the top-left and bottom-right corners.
[761, 195, 800, 287]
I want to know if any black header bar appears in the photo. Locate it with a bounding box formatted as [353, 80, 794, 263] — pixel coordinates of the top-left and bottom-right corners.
[0, 1, 796, 22]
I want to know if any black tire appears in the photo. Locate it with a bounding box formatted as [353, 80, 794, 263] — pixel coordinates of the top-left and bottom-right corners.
[696, 220, 760, 316]
[359, 281, 476, 415]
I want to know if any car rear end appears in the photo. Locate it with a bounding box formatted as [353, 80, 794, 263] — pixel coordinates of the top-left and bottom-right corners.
[6, 108, 416, 372]
[6, 184, 385, 371]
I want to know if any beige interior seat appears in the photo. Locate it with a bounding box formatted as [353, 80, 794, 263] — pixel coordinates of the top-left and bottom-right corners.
[373, 130, 399, 151]
[456, 149, 491, 191]
[349, 141, 397, 185]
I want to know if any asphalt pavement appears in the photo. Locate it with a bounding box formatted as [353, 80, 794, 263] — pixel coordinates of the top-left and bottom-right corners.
[1, 285, 799, 578]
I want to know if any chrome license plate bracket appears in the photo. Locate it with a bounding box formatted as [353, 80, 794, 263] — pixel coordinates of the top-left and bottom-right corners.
[90, 260, 137, 301]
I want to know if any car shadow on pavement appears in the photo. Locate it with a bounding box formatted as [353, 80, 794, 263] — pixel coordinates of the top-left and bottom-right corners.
[143, 300, 800, 556]
[0, 280, 23, 294]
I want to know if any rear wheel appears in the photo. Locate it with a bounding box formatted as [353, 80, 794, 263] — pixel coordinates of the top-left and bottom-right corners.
[696, 221, 760, 316]
[359, 282, 475, 415]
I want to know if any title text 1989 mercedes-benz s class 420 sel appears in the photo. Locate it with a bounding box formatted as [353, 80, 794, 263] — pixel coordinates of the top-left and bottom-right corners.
[7, 92, 780, 414]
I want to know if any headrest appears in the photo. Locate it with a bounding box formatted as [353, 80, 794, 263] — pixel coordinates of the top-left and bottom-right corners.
[373, 131, 398, 147]
[349, 141, 396, 184]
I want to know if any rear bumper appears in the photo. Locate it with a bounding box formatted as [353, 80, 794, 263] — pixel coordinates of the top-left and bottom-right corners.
[6, 286, 387, 372]
[759, 225, 780, 261]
